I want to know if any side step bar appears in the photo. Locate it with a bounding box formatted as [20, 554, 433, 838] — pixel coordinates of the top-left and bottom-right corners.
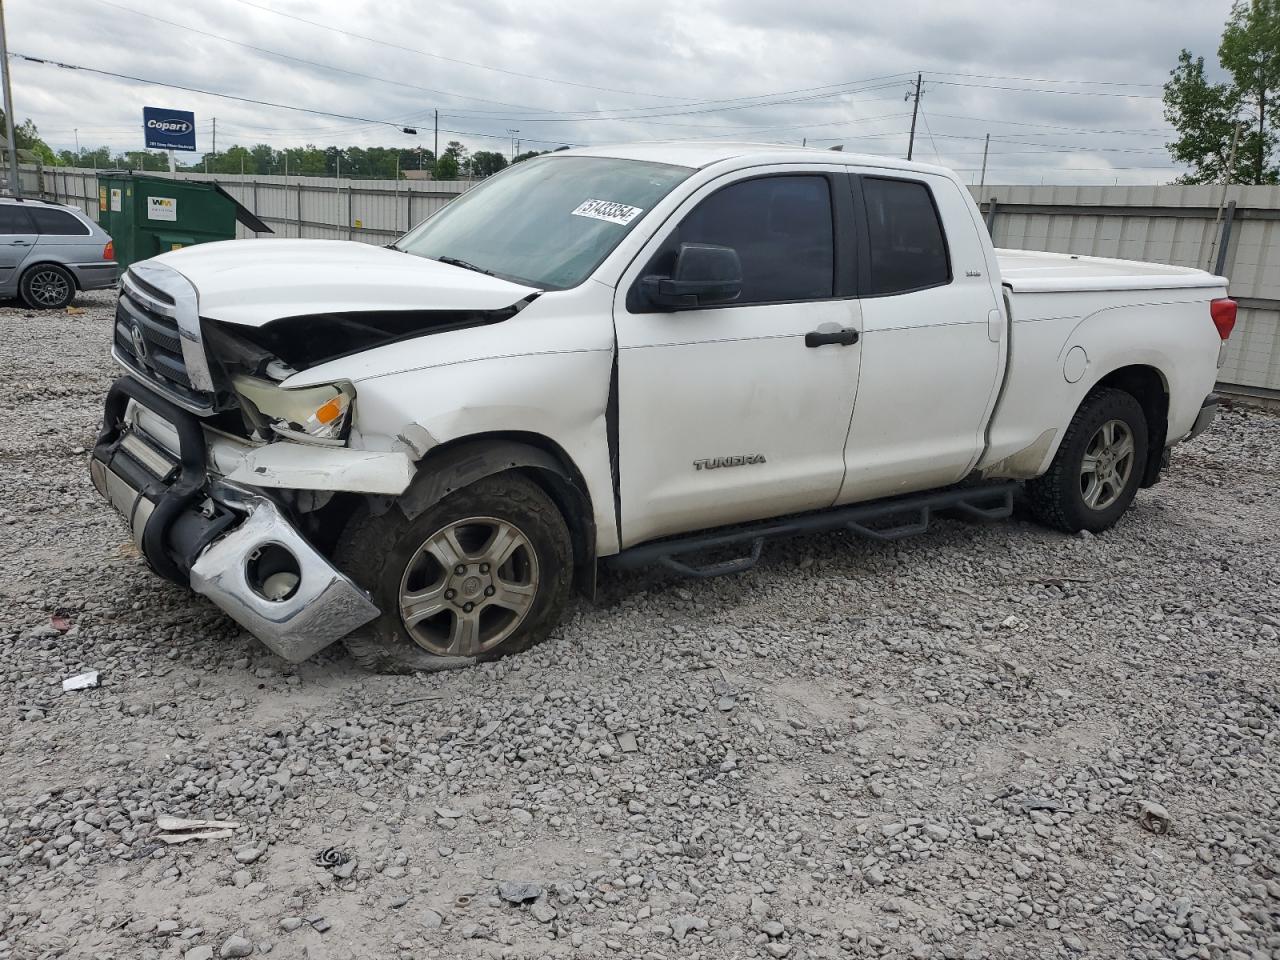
[608, 483, 1016, 579]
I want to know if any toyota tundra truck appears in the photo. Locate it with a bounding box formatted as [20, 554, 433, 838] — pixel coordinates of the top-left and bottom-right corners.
[90, 143, 1235, 672]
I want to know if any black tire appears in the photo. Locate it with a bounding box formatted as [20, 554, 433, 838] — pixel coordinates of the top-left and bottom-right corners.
[20, 263, 76, 310]
[337, 472, 573, 674]
[1027, 387, 1149, 534]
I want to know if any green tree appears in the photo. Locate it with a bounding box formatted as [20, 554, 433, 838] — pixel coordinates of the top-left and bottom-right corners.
[443, 140, 468, 176]
[512, 150, 544, 163]
[470, 150, 508, 177]
[1165, 0, 1280, 184]
[435, 151, 459, 179]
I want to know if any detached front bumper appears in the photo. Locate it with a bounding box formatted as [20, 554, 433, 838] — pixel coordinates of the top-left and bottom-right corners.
[90, 376, 379, 662]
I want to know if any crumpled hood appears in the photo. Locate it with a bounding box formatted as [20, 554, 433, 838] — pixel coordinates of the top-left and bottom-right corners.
[151, 239, 540, 327]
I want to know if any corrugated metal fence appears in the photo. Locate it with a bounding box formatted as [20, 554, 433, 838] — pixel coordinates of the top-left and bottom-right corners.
[17, 166, 1280, 396]
[26, 165, 474, 243]
[970, 184, 1280, 399]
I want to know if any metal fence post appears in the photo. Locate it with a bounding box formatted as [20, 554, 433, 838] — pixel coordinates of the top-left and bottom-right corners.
[251, 180, 259, 238]
[347, 182, 353, 241]
[296, 181, 303, 239]
[984, 198, 999, 241]
[1215, 200, 1237, 278]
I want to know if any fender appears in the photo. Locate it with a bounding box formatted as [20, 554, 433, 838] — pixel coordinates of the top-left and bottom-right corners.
[396, 436, 598, 601]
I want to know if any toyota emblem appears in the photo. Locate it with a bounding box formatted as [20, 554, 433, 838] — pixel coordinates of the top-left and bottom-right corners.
[129, 321, 148, 361]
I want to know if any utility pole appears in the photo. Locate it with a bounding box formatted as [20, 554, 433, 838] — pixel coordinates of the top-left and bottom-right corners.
[507, 128, 520, 162]
[978, 133, 990, 193]
[0, 0, 22, 197]
[906, 73, 922, 162]
[433, 109, 438, 168]
[73, 129, 80, 156]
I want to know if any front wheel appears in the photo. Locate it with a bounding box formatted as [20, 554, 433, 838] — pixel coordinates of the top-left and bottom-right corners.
[1027, 387, 1149, 534]
[338, 473, 573, 673]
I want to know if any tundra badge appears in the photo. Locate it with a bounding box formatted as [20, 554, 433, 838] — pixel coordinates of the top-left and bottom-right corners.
[694, 454, 767, 471]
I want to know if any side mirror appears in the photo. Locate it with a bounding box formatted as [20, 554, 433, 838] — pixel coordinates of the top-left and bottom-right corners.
[641, 242, 742, 309]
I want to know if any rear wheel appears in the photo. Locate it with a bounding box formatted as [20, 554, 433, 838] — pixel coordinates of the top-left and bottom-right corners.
[20, 264, 75, 309]
[338, 473, 573, 673]
[1027, 387, 1148, 534]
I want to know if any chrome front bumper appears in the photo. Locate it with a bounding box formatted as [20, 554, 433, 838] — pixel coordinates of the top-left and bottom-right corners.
[188, 485, 379, 662]
[91, 376, 379, 663]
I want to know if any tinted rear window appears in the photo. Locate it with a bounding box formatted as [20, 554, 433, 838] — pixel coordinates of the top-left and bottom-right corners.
[0, 205, 33, 234]
[863, 178, 950, 295]
[28, 207, 91, 236]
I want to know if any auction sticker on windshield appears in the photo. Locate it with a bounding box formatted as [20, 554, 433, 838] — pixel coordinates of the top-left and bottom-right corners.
[571, 198, 643, 226]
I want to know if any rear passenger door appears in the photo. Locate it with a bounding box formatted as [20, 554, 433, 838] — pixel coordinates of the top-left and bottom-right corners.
[837, 173, 1005, 503]
[0, 204, 37, 287]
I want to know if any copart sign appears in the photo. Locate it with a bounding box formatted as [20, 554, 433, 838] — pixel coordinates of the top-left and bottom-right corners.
[143, 107, 197, 152]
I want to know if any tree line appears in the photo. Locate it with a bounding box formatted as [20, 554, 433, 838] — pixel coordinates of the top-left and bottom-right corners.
[1, 116, 547, 180]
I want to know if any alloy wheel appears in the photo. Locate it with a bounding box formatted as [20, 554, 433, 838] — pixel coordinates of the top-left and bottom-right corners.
[1079, 418, 1135, 511]
[29, 270, 71, 307]
[397, 517, 539, 657]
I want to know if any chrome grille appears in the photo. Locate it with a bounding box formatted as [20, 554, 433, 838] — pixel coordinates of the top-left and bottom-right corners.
[112, 264, 217, 414]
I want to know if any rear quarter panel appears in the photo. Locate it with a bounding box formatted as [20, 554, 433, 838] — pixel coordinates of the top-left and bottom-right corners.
[979, 286, 1225, 478]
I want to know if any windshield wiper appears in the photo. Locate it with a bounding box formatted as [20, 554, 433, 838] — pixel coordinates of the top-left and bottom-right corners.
[435, 255, 498, 277]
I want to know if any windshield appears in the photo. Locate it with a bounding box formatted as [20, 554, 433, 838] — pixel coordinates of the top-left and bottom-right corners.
[396, 155, 691, 289]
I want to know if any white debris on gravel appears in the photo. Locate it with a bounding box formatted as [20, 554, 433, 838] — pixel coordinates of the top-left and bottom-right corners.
[1, 289, 1278, 959]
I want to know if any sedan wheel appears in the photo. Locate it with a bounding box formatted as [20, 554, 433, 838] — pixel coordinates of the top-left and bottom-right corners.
[23, 266, 74, 309]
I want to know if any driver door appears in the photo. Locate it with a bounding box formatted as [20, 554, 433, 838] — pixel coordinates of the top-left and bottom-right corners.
[613, 168, 863, 548]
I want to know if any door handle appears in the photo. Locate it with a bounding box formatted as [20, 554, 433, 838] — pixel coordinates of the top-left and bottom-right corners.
[805, 327, 859, 348]
[10, 239, 30, 246]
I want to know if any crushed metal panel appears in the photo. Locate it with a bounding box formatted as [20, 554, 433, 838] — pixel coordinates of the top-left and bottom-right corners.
[224, 444, 415, 494]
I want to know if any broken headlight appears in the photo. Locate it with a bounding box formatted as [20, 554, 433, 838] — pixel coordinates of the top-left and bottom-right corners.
[232, 375, 355, 446]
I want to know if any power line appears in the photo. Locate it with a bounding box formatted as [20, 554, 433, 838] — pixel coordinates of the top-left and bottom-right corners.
[930, 79, 1162, 100]
[88, 0, 565, 115]
[7, 53, 579, 147]
[81, 3, 920, 129]
[925, 70, 1162, 89]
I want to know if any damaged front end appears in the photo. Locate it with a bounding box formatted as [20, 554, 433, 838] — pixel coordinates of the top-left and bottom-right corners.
[94, 255, 538, 661]
[90, 375, 379, 662]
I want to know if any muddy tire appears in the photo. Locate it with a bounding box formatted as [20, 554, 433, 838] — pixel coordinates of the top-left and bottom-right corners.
[1027, 387, 1148, 534]
[338, 472, 573, 673]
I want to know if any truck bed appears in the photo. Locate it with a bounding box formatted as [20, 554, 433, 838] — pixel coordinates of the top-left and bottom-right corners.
[996, 248, 1223, 294]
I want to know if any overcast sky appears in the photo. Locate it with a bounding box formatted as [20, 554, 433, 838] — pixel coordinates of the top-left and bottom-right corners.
[8, 0, 1234, 183]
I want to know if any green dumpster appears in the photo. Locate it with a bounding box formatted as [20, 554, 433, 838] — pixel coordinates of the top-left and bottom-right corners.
[96, 172, 272, 270]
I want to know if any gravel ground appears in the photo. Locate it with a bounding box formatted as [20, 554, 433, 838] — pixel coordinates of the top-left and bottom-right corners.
[1, 289, 1278, 960]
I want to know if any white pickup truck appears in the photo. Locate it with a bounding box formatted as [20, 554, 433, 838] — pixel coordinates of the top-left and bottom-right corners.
[90, 143, 1236, 672]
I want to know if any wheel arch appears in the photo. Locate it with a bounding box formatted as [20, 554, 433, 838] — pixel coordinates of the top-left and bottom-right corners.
[396, 431, 598, 600]
[1084, 363, 1169, 487]
[21, 259, 80, 291]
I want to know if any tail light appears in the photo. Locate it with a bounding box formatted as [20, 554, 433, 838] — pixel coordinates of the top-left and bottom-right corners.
[103, 240, 114, 261]
[1211, 298, 1237, 340]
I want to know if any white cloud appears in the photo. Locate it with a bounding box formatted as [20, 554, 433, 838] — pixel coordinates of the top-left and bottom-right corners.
[6, 0, 1234, 183]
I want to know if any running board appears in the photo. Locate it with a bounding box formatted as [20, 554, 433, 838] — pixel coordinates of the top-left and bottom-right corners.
[608, 483, 1016, 579]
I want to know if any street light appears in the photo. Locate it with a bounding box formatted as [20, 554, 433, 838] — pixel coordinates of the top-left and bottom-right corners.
[507, 128, 520, 162]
